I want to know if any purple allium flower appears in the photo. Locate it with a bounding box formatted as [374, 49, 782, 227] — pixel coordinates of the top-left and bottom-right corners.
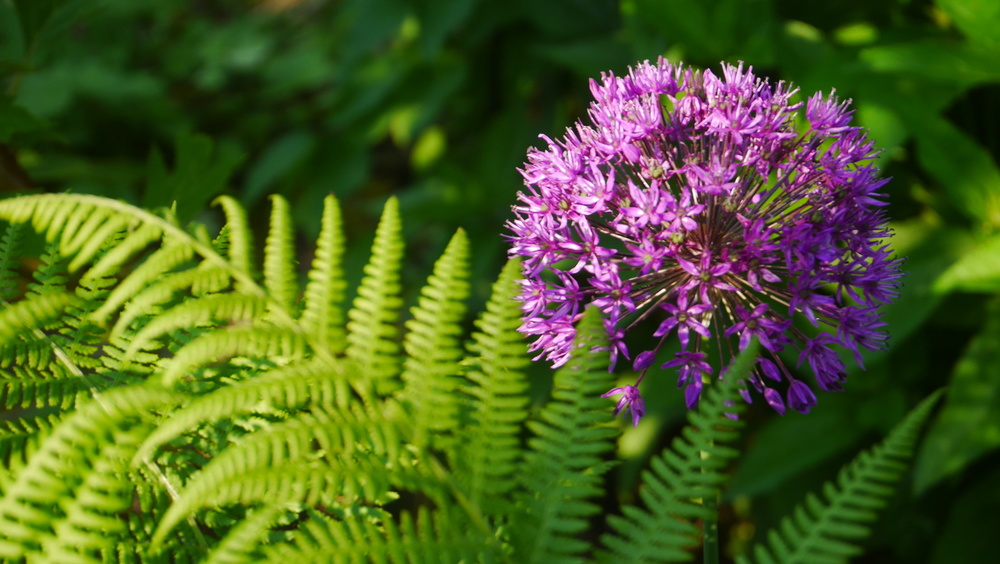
[506, 58, 903, 422]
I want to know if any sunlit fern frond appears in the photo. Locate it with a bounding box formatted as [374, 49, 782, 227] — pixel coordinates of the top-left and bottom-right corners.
[133, 357, 350, 462]
[263, 194, 299, 315]
[510, 306, 618, 564]
[737, 390, 944, 564]
[399, 228, 470, 449]
[260, 506, 491, 563]
[0, 384, 182, 562]
[213, 195, 255, 283]
[300, 194, 348, 354]
[148, 405, 405, 549]
[0, 222, 24, 302]
[346, 197, 405, 396]
[160, 325, 309, 387]
[202, 503, 295, 564]
[456, 257, 531, 516]
[596, 341, 758, 564]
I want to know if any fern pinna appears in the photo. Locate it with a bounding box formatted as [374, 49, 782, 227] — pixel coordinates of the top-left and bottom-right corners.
[0, 193, 939, 563]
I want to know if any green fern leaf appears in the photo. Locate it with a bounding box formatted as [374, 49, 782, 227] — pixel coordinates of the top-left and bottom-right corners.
[124, 294, 270, 361]
[260, 506, 490, 563]
[203, 503, 292, 564]
[134, 357, 350, 462]
[457, 258, 531, 513]
[26, 243, 69, 298]
[214, 196, 255, 282]
[737, 390, 944, 564]
[94, 240, 196, 326]
[300, 194, 348, 353]
[511, 306, 618, 564]
[399, 228, 470, 448]
[346, 197, 405, 395]
[0, 384, 182, 561]
[38, 425, 147, 564]
[149, 406, 404, 548]
[64, 210, 134, 274]
[0, 292, 80, 347]
[0, 195, 166, 274]
[0, 414, 61, 485]
[0, 222, 24, 302]
[86, 221, 164, 284]
[161, 325, 308, 387]
[111, 264, 230, 338]
[597, 341, 758, 564]
[263, 194, 299, 314]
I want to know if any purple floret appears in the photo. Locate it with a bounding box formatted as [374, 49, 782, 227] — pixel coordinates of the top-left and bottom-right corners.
[506, 58, 903, 423]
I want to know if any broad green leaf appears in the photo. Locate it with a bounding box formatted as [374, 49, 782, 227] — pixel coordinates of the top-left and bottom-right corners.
[936, 0, 1000, 48]
[0, 98, 49, 144]
[12, 0, 67, 51]
[726, 403, 864, 498]
[914, 298, 1000, 493]
[907, 113, 1000, 227]
[144, 131, 244, 223]
[934, 233, 1000, 293]
[412, 0, 476, 56]
[929, 464, 1000, 564]
[242, 131, 315, 206]
[860, 39, 1000, 86]
[865, 219, 972, 365]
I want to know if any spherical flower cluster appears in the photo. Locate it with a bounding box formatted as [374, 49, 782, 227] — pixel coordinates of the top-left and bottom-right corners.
[506, 58, 902, 425]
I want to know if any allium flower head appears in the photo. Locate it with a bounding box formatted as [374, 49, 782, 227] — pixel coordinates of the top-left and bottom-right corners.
[506, 58, 902, 423]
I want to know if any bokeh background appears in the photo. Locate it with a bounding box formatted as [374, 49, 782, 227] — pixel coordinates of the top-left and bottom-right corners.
[2, 0, 999, 562]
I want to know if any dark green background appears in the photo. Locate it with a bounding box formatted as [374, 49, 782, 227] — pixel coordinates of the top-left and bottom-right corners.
[2, 0, 999, 561]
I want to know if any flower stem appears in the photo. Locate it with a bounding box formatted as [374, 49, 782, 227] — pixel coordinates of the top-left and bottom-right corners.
[702, 445, 720, 564]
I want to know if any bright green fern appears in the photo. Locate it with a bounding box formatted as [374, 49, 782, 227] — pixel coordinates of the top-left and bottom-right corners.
[0, 191, 943, 564]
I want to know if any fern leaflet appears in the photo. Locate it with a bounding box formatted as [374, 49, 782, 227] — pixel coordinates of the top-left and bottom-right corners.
[511, 306, 618, 564]
[738, 389, 944, 564]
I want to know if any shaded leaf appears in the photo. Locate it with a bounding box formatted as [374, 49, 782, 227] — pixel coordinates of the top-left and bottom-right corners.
[934, 233, 1000, 293]
[914, 298, 1000, 493]
[145, 131, 244, 223]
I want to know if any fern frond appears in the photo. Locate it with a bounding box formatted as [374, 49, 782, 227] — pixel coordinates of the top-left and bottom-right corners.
[0, 292, 81, 347]
[263, 194, 299, 313]
[124, 294, 270, 360]
[737, 390, 944, 564]
[346, 197, 405, 395]
[149, 406, 404, 548]
[0, 364, 87, 410]
[38, 426, 147, 564]
[597, 342, 758, 564]
[25, 244, 69, 297]
[399, 228, 470, 448]
[161, 325, 308, 387]
[511, 306, 618, 564]
[203, 503, 293, 564]
[64, 211, 134, 274]
[458, 258, 531, 513]
[84, 222, 164, 285]
[261, 506, 490, 563]
[0, 384, 182, 561]
[0, 413, 61, 482]
[0, 195, 160, 274]
[111, 264, 229, 337]
[134, 357, 350, 461]
[300, 194, 348, 353]
[0, 222, 24, 302]
[214, 196, 255, 281]
[92, 230, 193, 325]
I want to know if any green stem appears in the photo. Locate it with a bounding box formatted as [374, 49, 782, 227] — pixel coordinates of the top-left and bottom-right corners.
[702, 449, 720, 564]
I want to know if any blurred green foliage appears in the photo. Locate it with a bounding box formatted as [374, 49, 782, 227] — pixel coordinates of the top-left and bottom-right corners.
[2, 0, 1000, 562]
